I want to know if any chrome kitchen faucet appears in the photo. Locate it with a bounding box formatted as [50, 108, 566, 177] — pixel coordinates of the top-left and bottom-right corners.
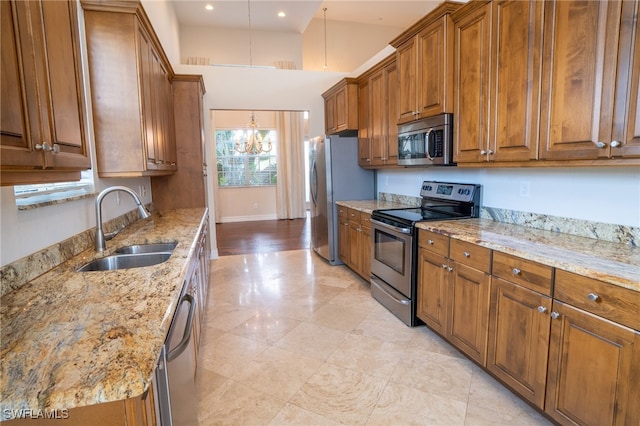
[95, 186, 151, 251]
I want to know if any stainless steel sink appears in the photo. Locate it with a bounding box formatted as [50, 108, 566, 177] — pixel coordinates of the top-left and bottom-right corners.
[77, 252, 172, 272]
[115, 242, 178, 254]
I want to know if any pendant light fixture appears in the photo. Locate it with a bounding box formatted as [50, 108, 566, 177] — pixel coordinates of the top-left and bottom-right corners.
[234, 0, 272, 154]
[323, 7, 328, 71]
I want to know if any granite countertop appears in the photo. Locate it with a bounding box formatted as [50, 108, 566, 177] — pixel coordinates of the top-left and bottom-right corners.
[416, 219, 640, 292]
[0, 208, 207, 419]
[336, 199, 418, 214]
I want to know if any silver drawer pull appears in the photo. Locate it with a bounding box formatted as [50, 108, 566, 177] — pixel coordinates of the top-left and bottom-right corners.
[441, 264, 448, 269]
[550, 312, 560, 319]
[587, 293, 600, 302]
[463, 252, 470, 258]
[537, 306, 548, 314]
[428, 239, 434, 245]
[512, 268, 521, 275]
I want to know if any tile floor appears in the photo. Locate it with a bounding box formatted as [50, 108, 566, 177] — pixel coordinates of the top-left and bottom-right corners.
[197, 249, 552, 425]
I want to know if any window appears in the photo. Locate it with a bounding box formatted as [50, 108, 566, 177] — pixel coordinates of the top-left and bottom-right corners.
[216, 129, 277, 187]
[13, 169, 95, 208]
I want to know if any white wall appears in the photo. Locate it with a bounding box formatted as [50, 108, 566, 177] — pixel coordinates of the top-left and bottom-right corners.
[302, 18, 403, 72]
[377, 167, 640, 227]
[180, 26, 302, 69]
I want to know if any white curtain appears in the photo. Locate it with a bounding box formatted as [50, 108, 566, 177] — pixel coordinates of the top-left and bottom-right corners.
[275, 111, 306, 219]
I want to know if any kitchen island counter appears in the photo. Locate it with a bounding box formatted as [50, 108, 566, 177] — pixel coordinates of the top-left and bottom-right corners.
[416, 218, 639, 292]
[0, 208, 207, 420]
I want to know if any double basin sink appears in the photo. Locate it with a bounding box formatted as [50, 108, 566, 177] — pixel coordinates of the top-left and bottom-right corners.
[77, 242, 178, 272]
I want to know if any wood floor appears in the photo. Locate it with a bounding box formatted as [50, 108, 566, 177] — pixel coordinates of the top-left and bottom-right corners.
[215, 215, 310, 256]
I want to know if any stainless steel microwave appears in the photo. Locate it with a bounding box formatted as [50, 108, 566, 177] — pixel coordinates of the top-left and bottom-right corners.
[398, 113, 455, 166]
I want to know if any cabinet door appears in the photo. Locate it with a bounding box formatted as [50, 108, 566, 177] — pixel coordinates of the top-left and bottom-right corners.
[546, 301, 640, 426]
[348, 219, 362, 273]
[0, 1, 40, 168]
[358, 80, 371, 167]
[138, 25, 157, 170]
[396, 37, 418, 124]
[1, 0, 89, 171]
[335, 87, 349, 132]
[369, 69, 386, 165]
[489, 0, 543, 162]
[611, 0, 640, 158]
[487, 278, 551, 408]
[338, 215, 350, 265]
[417, 248, 449, 336]
[361, 216, 372, 280]
[453, 2, 492, 163]
[419, 15, 451, 117]
[447, 262, 491, 365]
[385, 62, 399, 164]
[325, 92, 337, 134]
[539, 0, 622, 160]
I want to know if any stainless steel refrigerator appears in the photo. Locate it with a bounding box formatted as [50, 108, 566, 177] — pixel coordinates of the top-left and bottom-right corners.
[309, 135, 375, 265]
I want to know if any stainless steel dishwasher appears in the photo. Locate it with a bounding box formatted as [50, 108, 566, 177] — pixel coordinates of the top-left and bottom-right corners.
[155, 280, 198, 425]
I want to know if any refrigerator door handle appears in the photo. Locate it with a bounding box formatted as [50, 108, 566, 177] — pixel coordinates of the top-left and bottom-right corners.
[310, 160, 318, 206]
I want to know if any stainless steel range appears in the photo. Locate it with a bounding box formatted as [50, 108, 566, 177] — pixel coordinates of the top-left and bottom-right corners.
[370, 181, 481, 326]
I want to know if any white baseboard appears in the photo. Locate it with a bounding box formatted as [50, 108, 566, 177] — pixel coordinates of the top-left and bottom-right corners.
[218, 214, 278, 223]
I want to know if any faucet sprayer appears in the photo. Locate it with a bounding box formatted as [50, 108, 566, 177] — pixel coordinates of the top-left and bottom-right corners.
[95, 186, 151, 251]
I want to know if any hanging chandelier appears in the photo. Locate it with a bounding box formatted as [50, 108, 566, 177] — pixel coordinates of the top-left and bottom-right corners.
[234, 112, 272, 154]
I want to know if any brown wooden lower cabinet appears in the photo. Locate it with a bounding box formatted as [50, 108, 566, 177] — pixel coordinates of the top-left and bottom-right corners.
[545, 301, 640, 426]
[416, 229, 640, 425]
[487, 277, 552, 409]
[337, 206, 372, 281]
[4, 386, 157, 426]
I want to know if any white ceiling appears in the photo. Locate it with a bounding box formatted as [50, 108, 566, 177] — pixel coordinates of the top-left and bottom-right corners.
[171, 0, 443, 34]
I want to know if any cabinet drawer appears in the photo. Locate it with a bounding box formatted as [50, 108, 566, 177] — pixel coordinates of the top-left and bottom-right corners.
[360, 212, 372, 230]
[419, 230, 449, 256]
[492, 252, 553, 296]
[450, 238, 491, 273]
[348, 208, 361, 223]
[338, 206, 349, 218]
[554, 270, 640, 331]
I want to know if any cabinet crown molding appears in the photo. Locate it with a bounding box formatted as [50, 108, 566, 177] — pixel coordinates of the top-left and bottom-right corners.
[389, 0, 465, 47]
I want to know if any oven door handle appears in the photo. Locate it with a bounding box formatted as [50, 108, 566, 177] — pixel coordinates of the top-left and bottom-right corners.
[371, 277, 410, 305]
[371, 218, 412, 234]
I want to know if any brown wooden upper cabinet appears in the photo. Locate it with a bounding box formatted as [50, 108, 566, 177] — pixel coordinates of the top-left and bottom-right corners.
[539, 0, 640, 161]
[453, 0, 640, 165]
[1, 0, 90, 186]
[390, 1, 461, 125]
[82, 0, 177, 177]
[322, 78, 358, 135]
[357, 54, 399, 168]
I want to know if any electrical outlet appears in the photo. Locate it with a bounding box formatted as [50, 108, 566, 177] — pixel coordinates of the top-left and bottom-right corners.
[253, 203, 258, 210]
[519, 181, 530, 198]
[139, 185, 147, 197]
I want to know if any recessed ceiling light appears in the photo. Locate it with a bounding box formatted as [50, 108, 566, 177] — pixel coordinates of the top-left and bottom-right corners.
[277, 11, 286, 18]
[205, 4, 213, 11]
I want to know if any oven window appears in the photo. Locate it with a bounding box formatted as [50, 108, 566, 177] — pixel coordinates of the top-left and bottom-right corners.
[374, 229, 405, 274]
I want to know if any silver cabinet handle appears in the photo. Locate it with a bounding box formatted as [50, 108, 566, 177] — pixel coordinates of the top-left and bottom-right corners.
[463, 252, 470, 258]
[487, 149, 494, 155]
[587, 293, 600, 302]
[550, 311, 560, 319]
[35, 142, 60, 154]
[480, 150, 487, 155]
[428, 239, 434, 245]
[447, 266, 453, 272]
[537, 306, 548, 314]
[441, 264, 448, 269]
[595, 141, 607, 148]
[512, 268, 521, 275]
[610, 140, 621, 148]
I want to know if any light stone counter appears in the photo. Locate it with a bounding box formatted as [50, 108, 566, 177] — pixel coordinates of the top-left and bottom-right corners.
[336, 199, 418, 214]
[416, 219, 640, 292]
[0, 208, 207, 420]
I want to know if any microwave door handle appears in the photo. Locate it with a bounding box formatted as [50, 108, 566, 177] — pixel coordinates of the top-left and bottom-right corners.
[424, 128, 435, 160]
